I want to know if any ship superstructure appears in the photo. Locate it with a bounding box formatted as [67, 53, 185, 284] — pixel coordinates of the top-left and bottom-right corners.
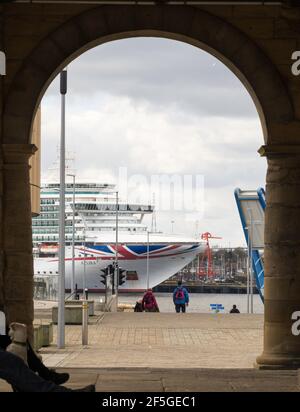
[33, 182, 203, 291]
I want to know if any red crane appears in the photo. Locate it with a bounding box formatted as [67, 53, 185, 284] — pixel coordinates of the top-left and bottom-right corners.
[198, 232, 222, 278]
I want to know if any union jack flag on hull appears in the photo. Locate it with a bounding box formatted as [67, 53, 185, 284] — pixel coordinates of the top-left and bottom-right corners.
[34, 242, 203, 292]
[75, 243, 200, 261]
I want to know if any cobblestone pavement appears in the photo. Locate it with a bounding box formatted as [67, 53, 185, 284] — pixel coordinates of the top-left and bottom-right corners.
[40, 313, 264, 369]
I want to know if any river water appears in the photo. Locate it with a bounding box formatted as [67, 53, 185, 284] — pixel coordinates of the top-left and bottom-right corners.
[92, 292, 264, 314]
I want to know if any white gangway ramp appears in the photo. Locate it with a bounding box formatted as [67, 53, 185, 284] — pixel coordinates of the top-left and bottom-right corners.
[234, 188, 265, 302]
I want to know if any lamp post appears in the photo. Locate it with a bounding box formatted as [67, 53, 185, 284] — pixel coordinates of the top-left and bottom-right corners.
[114, 191, 119, 303]
[246, 208, 254, 314]
[147, 231, 150, 289]
[83, 226, 86, 293]
[250, 219, 254, 314]
[67, 173, 75, 295]
[245, 213, 253, 314]
[146, 231, 157, 290]
[58, 69, 67, 349]
[245, 226, 250, 314]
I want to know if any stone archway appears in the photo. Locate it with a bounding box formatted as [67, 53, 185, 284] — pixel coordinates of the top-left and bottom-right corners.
[2, 5, 300, 368]
[3, 5, 294, 145]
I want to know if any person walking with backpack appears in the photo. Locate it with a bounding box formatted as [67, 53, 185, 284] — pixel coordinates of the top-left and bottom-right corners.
[142, 289, 159, 312]
[173, 280, 189, 313]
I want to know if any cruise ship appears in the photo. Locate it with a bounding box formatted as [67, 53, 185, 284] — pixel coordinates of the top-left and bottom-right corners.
[33, 182, 203, 292]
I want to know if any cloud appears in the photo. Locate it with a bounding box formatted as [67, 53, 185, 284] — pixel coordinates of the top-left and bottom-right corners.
[45, 37, 259, 119]
[41, 37, 266, 247]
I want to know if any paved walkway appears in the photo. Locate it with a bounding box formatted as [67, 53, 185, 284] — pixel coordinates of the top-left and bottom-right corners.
[39, 313, 264, 369]
[1, 367, 299, 392]
[1, 312, 299, 392]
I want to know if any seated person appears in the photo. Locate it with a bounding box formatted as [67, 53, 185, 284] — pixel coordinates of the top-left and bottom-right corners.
[134, 300, 143, 312]
[0, 326, 69, 385]
[229, 304, 240, 314]
[0, 348, 95, 392]
[0, 319, 95, 392]
[142, 289, 159, 312]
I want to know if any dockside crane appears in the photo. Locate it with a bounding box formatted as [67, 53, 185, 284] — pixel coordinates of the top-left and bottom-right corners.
[198, 232, 222, 278]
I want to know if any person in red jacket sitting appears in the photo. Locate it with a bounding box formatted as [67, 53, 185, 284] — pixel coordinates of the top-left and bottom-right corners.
[142, 289, 159, 312]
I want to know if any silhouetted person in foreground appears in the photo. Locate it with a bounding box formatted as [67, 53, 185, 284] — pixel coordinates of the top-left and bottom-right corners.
[173, 281, 189, 313]
[0, 319, 94, 392]
[230, 304, 240, 314]
[0, 348, 95, 392]
[0, 328, 69, 385]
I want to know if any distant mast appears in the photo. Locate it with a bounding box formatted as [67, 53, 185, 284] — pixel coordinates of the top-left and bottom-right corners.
[42, 149, 77, 184]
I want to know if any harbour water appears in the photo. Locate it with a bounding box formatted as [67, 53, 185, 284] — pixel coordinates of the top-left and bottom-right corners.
[92, 292, 264, 314]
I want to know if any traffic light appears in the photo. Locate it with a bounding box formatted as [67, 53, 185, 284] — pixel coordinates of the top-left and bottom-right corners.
[100, 266, 109, 286]
[118, 267, 126, 286]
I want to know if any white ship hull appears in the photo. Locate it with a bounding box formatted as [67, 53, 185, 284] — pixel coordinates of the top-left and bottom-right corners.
[33, 180, 204, 292]
[34, 241, 202, 292]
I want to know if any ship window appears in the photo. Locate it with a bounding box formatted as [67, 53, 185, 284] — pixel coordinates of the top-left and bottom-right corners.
[126, 271, 138, 281]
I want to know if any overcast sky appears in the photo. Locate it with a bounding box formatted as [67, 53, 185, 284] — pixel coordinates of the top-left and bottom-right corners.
[41, 37, 266, 247]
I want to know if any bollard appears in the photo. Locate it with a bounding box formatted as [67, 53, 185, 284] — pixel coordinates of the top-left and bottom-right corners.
[75, 283, 79, 300]
[82, 300, 88, 346]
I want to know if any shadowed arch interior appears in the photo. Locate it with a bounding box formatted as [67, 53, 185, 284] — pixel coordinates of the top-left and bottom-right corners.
[3, 5, 294, 146]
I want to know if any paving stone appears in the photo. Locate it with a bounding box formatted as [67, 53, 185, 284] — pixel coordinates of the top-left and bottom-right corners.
[0, 313, 296, 392]
[38, 313, 264, 369]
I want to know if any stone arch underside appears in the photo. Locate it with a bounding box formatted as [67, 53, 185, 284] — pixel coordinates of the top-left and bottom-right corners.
[2, 5, 294, 146]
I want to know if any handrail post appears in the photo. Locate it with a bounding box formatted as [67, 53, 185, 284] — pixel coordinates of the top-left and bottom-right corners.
[82, 300, 88, 345]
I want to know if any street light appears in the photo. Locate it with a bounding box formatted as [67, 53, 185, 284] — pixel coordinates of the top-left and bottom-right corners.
[102, 190, 119, 302]
[58, 68, 67, 349]
[146, 230, 157, 290]
[246, 208, 254, 314]
[114, 191, 119, 302]
[147, 231, 150, 289]
[83, 227, 86, 293]
[67, 173, 75, 295]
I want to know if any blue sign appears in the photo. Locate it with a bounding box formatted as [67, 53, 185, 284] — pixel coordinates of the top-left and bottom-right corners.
[210, 304, 224, 311]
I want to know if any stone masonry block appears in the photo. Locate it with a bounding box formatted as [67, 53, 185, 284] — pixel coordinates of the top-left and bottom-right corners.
[229, 17, 274, 39]
[52, 306, 83, 325]
[4, 276, 33, 301]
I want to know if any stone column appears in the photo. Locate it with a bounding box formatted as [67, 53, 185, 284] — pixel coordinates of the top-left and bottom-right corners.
[257, 145, 300, 369]
[2, 144, 37, 342]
